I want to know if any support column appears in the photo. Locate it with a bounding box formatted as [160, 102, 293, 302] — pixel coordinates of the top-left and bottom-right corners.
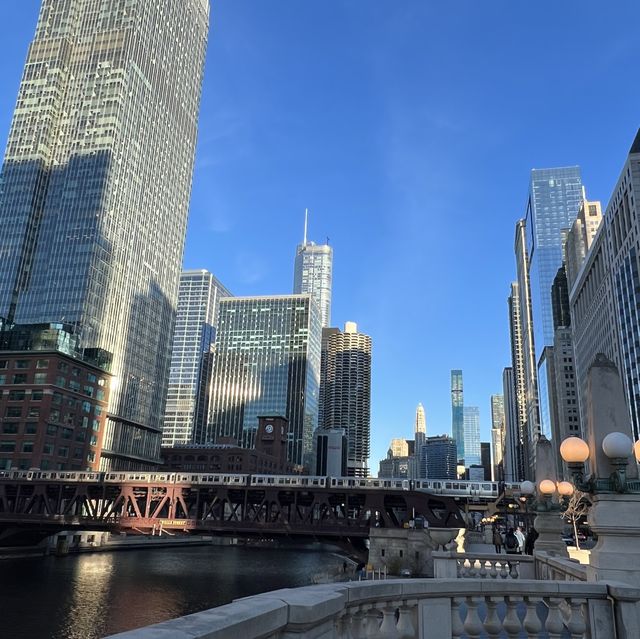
[533, 511, 568, 557]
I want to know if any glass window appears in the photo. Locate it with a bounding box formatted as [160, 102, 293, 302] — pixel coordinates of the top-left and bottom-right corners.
[75, 431, 86, 442]
[0, 442, 16, 452]
[34, 373, 47, 384]
[9, 390, 26, 401]
[47, 424, 58, 435]
[42, 443, 54, 455]
[15, 360, 29, 369]
[25, 423, 38, 434]
[87, 451, 96, 463]
[82, 401, 91, 413]
[69, 380, 80, 392]
[31, 390, 43, 401]
[36, 359, 49, 369]
[52, 392, 62, 405]
[57, 362, 69, 372]
[13, 374, 27, 384]
[2, 423, 19, 434]
[22, 442, 34, 453]
[0, 375, 5, 385]
[58, 447, 69, 458]
[96, 390, 105, 401]
[71, 367, 80, 377]
[74, 448, 83, 458]
[5, 407, 22, 418]
[28, 407, 40, 418]
[61, 428, 73, 440]
[55, 376, 66, 388]
[87, 373, 97, 383]
[92, 420, 100, 432]
[0, 360, 7, 369]
[50, 410, 60, 423]
[83, 385, 94, 397]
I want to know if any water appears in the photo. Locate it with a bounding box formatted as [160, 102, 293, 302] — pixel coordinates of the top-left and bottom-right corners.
[0, 545, 347, 639]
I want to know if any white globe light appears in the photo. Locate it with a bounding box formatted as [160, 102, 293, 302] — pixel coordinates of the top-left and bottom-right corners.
[539, 479, 557, 495]
[560, 437, 590, 463]
[602, 432, 633, 459]
[557, 481, 574, 497]
[520, 480, 535, 495]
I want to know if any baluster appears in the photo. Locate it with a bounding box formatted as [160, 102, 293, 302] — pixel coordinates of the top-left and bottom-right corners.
[509, 561, 519, 579]
[503, 596, 523, 639]
[350, 606, 367, 639]
[396, 600, 416, 639]
[484, 597, 503, 638]
[489, 559, 498, 579]
[523, 596, 543, 638]
[451, 597, 465, 639]
[499, 561, 509, 579]
[363, 605, 382, 637]
[468, 559, 478, 578]
[544, 597, 565, 639]
[377, 604, 399, 639]
[566, 598, 587, 638]
[478, 560, 488, 578]
[463, 596, 484, 639]
[456, 558, 464, 577]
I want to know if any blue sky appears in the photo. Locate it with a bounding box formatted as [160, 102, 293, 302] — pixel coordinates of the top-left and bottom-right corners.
[1, 2, 640, 471]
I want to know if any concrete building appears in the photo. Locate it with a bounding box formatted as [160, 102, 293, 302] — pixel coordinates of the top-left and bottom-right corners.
[414, 403, 427, 450]
[293, 211, 333, 328]
[389, 438, 409, 458]
[463, 406, 481, 467]
[419, 435, 457, 479]
[162, 271, 231, 447]
[378, 454, 412, 479]
[319, 322, 372, 477]
[490, 394, 505, 481]
[565, 198, 603, 291]
[0, 0, 209, 470]
[502, 367, 522, 482]
[0, 324, 111, 471]
[450, 370, 464, 462]
[206, 295, 322, 469]
[315, 428, 347, 476]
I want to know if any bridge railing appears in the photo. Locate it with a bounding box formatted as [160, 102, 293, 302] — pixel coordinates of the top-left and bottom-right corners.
[534, 550, 589, 582]
[104, 578, 640, 639]
[433, 550, 535, 579]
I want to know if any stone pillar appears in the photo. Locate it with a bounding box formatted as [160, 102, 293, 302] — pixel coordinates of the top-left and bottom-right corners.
[533, 510, 568, 557]
[587, 493, 640, 587]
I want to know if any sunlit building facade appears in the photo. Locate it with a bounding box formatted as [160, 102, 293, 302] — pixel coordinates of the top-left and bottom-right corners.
[162, 270, 231, 447]
[0, 0, 209, 469]
[206, 295, 322, 469]
[463, 406, 481, 467]
[451, 370, 464, 462]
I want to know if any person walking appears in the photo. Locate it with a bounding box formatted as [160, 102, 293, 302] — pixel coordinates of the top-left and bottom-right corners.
[492, 526, 504, 553]
[514, 527, 526, 554]
[504, 528, 520, 555]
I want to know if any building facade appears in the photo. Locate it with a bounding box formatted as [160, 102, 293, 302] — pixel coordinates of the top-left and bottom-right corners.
[162, 270, 231, 447]
[565, 198, 603, 292]
[490, 394, 505, 481]
[414, 403, 426, 450]
[420, 435, 457, 480]
[320, 322, 372, 477]
[502, 367, 521, 482]
[463, 406, 481, 467]
[389, 438, 409, 458]
[293, 213, 333, 328]
[206, 295, 322, 469]
[0, 0, 210, 470]
[315, 428, 347, 476]
[450, 370, 464, 462]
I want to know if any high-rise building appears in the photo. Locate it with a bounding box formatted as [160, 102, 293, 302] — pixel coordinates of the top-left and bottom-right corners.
[420, 435, 457, 479]
[463, 406, 481, 466]
[502, 367, 521, 482]
[451, 370, 464, 461]
[526, 167, 583, 349]
[162, 270, 231, 447]
[565, 198, 603, 292]
[389, 438, 409, 458]
[480, 442, 492, 481]
[414, 403, 426, 449]
[206, 295, 322, 469]
[315, 428, 347, 476]
[320, 322, 372, 476]
[490, 394, 505, 481]
[0, 0, 210, 470]
[293, 211, 333, 328]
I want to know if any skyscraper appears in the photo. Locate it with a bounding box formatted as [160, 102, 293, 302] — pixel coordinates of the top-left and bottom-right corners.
[162, 270, 231, 447]
[463, 406, 481, 467]
[490, 394, 505, 481]
[0, 0, 209, 470]
[420, 435, 457, 479]
[502, 367, 521, 482]
[320, 322, 372, 476]
[451, 370, 464, 462]
[293, 211, 333, 328]
[206, 295, 322, 469]
[414, 402, 426, 449]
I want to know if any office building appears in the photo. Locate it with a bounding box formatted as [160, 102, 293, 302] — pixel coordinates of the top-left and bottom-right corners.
[414, 403, 426, 449]
[502, 367, 521, 482]
[463, 406, 481, 467]
[163, 271, 231, 447]
[0, 0, 210, 470]
[293, 211, 333, 328]
[0, 324, 111, 471]
[206, 295, 322, 469]
[565, 198, 603, 291]
[480, 442, 492, 481]
[315, 428, 348, 476]
[420, 435, 457, 480]
[451, 370, 464, 461]
[490, 394, 505, 481]
[389, 438, 409, 458]
[379, 454, 412, 479]
[320, 322, 372, 476]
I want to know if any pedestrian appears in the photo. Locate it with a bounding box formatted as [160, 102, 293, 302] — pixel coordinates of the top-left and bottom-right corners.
[342, 561, 347, 574]
[492, 526, 503, 553]
[524, 528, 538, 555]
[504, 528, 519, 555]
[514, 526, 526, 554]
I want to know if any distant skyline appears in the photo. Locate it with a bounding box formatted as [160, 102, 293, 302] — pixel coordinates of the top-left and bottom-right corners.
[1, 2, 639, 469]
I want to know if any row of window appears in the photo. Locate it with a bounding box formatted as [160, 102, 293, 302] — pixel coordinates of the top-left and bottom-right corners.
[0, 440, 95, 462]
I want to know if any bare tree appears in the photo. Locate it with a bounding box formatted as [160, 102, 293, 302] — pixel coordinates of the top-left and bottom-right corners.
[561, 490, 590, 549]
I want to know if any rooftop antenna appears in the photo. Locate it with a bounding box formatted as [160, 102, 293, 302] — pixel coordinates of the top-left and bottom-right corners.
[303, 208, 309, 245]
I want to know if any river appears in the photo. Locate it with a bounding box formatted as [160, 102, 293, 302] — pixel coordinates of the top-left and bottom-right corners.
[0, 544, 348, 639]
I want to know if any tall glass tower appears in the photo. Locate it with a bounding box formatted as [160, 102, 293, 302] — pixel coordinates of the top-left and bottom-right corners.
[293, 211, 333, 328]
[451, 370, 464, 462]
[0, 0, 210, 469]
[162, 270, 231, 447]
[206, 295, 322, 469]
[463, 406, 481, 467]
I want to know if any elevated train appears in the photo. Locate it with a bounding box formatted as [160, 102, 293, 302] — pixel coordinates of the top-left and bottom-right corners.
[0, 470, 521, 498]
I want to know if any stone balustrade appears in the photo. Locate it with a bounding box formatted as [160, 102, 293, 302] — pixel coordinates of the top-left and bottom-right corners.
[433, 550, 535, 580]
[104, 578, 640, 639]
[535, 550, 589, 582]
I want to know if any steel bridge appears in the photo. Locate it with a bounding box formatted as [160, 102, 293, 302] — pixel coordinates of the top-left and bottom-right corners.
[0, 476, 465, 545]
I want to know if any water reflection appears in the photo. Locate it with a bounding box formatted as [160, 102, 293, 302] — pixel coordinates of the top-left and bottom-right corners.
[0, 545, 344, 639]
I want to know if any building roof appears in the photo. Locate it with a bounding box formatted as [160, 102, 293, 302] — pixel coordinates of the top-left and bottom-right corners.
[631, 129, 640, 155]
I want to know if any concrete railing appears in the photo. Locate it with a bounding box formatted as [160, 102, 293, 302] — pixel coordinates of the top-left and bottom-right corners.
[433, 551, 535, 580]
[535, 550, 589, 582]
[104, 578, 640, 639]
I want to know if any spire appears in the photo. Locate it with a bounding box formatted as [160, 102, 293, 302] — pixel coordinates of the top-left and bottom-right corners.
[303, 208, 308, 246]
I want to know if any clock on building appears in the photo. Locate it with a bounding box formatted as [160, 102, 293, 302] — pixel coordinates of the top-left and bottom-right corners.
[265, 424, 274, 434]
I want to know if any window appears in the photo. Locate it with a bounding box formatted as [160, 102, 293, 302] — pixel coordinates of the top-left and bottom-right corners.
[87, 451, 96, 463]
[0, 375, 5, 385]
[22, 442, 34, 453]
[0, 442, 16, 452]
[71, 367, 80, 377]
[57, 362, 69, 373]
[40, 459, 50, 470]
[25, 423, 38, 434]
[5, 407, 22, 418]
[43, 443, 54, 455]
[82, 401, 91, 413]
[55, 376, 66, 388]
[13, 374, 27, 384]
[31, 390, 43, 401]
[50, 410, 60, 423]
[52, 392, 62, 405]
[28, 407, 40, 418]
[83, 385, 94, 398]
[58, 447, 69, 458]
[34, 373, 47, 384]
[96, 390, 105, 401]
[98, 378, 106, 387]
[0, 360, 7, 369]
[2, 423, 19, 434]
[36, 359, 49, 369]
[90, 435, 98, 446]
[92, 420, 100, 432]
[69, 381, 80, 393]
[61, 428, 73, 440]
[87, 374, 97, 383]
[94, 406, 103, 416]
[15, 360, 29, 369]
[75, 431, 86, 442]
[47, 424, 58, 436]
[74, 448, 83, 458]
[9, 390, 26, 401]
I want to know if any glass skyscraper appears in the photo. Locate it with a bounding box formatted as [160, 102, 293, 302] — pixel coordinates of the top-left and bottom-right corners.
[293, 212, 333, 328]
[463, 406, 481, 467]
[0, 1, 209, 469]
[162, 270, 231, 447]
[206, 295, 322, 469]
[526, 167, 583, 350]
[451, 369, 464, 462]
